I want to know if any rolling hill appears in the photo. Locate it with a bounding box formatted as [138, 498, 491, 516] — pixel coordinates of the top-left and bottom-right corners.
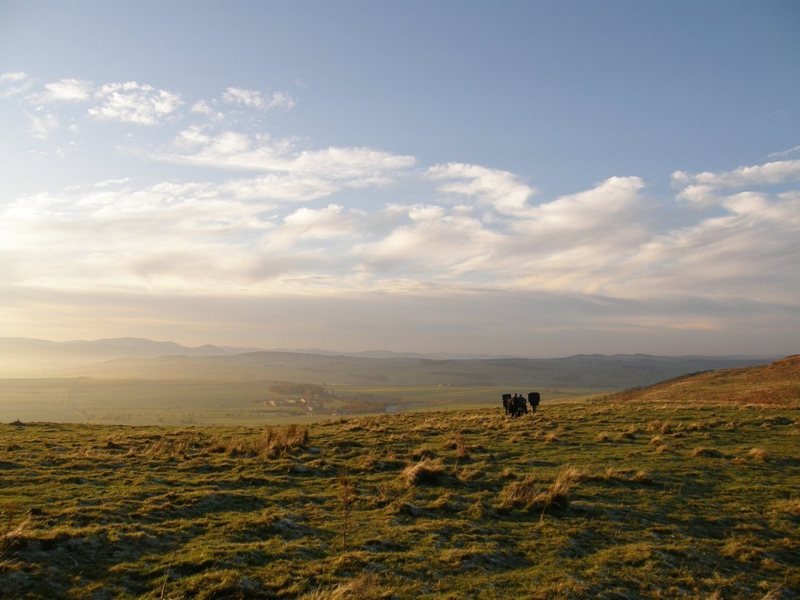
[606, 354, 800, 405]
[78, 351, 775, 389]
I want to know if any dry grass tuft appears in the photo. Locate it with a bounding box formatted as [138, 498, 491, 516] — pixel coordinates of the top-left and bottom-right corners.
[771, 498, 800, 517]
[598, 467, 653, 484]
[410, 445, 436, 460]
[301, 572, 388, 599]
[746, 447, 769, 461]
[691, 446, 724, 458]
[222, 425, 309, 458]
[499, 467, 583, 513]
[0, 504, 30, 557]
[646, 420, 676, 435]
[401, 458, 445, 486]
[446, 434, 470, 459]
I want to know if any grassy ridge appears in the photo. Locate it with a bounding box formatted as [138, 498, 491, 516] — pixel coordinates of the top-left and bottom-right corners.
[1, 400, 798, 598]
[606, 355, 800, 406]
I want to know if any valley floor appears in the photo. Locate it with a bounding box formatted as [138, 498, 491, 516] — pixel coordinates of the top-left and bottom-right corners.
[1, 400, 798, 598]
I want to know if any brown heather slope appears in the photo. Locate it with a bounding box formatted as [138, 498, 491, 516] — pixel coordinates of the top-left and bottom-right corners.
[607, 354, 800, 405]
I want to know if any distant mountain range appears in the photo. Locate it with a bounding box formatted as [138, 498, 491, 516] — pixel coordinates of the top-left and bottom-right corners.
[0, 336, 779, 389]
[0, 337, 252, 369]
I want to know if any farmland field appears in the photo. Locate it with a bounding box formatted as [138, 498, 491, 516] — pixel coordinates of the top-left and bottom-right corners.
[0, 379, 608, 425]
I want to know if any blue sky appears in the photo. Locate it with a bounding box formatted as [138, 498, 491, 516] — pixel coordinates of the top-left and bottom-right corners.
[1, 0, 799, 356]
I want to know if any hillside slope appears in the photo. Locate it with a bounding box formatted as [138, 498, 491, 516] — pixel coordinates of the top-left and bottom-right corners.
[608, 354, 800, 405]
[80, 352, 772, 389]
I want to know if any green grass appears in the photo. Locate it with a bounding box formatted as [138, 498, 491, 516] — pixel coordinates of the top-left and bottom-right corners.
[1, 400, 798, 598]
[0, 379, 609, 425]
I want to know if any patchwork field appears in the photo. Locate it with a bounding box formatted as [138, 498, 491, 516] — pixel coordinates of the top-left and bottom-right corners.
[1, 397, 798, 598]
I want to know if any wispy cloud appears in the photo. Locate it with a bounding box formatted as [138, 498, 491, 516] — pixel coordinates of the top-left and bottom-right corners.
[88, 82, 182, 125]
[159, 127, 417, 199]
[26, 111, 60, 140]
[0, 71, 33, 97]
[767, 144, 800, 160]
[222, 87, 295, 110]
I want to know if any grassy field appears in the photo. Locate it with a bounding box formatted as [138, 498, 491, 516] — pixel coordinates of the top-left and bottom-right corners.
[0, 379, 608, 425]
[1, 398, 798, 598]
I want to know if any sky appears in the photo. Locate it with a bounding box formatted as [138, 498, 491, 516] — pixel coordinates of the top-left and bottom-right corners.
[1, 0, 799, 357]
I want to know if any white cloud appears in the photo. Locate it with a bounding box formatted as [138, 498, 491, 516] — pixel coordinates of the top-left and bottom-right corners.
[672, 159, 800, 205]
[222, 87, 296, 110]
[359, 203, 501, 275]
[427, 162, 536, 215]
[2, 71, 799, 355]
[89, 82, 182, 125]
[264, 204, 363, 252]
[0, 71, 27, 82]
[0, 71, 33, 97]
[37, 78, 93, 102]
[190, 100, 224, 121]
[160, 128, 417, 200]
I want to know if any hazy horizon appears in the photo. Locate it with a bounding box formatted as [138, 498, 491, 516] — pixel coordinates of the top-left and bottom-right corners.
[2, 1, 799, 357]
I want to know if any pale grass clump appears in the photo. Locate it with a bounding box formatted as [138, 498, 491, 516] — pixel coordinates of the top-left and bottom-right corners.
[721, 538, 759, 562]
[499, 467, 583, 512]
[691, 446, 724, 458]
[746, 447, 769, 461]
[223, 425, 308, 458]
[410, 445, 436, 460]
[646, 420, 675, 435]
[446, 434, 470, 459]
[598, 467, 652, 484]
[1, 504, 30, 557]
[401, 457, 445, 486]
[772, 498, 800, 516]
[301, 572, 387, 600]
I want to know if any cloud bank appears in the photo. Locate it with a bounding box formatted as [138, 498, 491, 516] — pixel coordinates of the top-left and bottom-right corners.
[1, 70, 798, 354]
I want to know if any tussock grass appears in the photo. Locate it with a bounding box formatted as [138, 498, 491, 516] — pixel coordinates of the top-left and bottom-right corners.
[301, 572, 388, 600]
[222, 424, 309, 458]
[1, 400, 798, 598]
[446, 434, 470, 459]
[691, 446, 725, 458]
[401, 458, 445, 486]
[0, 504, 29, 557]
[596, 467, 652, 484]
[499, 467, 583, 513]
[746, 447, 769, 461]
[772, 499, 800, 517]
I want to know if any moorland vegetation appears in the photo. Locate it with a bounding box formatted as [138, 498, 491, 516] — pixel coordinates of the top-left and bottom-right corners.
[0, 357, 798, 598]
